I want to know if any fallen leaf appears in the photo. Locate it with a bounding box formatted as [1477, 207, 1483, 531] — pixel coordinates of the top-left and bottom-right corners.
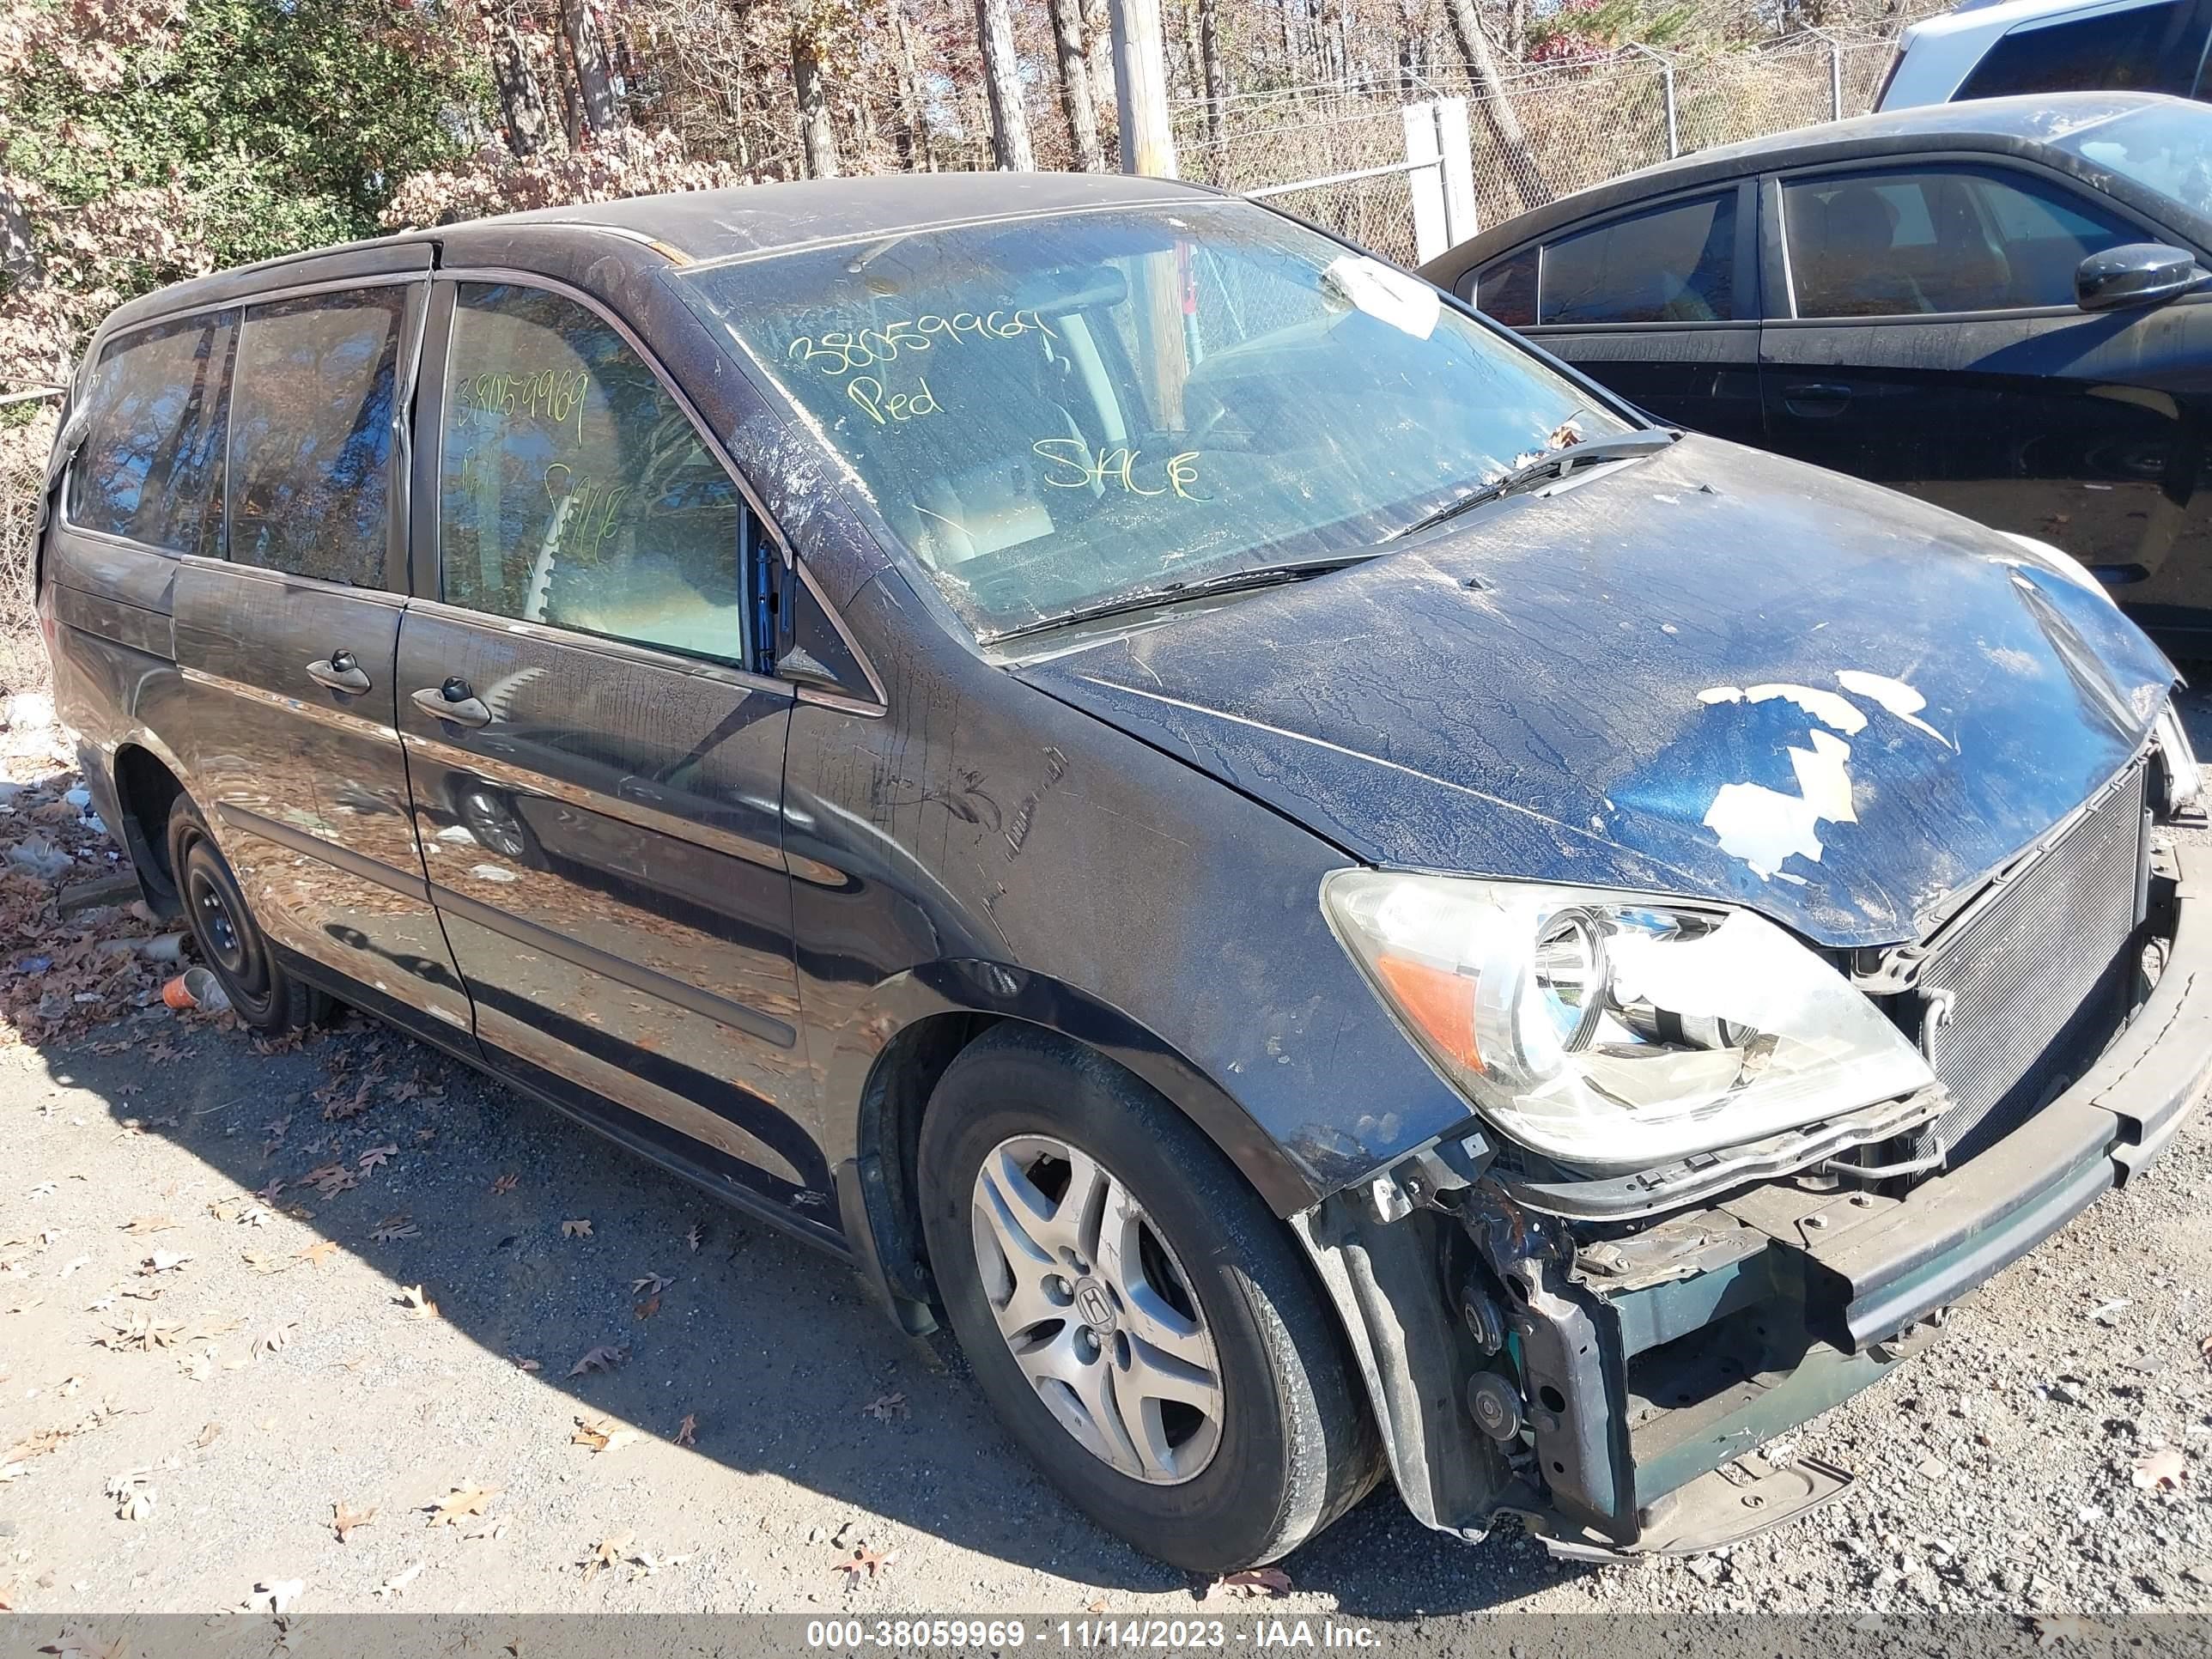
[568, 1345, 628, 1378]
[627, 1548, 692, 1581]
[123, 1215, 178, 1236]
[833, 1546, 899, 1582]
[631, 1273, 671, 1297]
[570, 1415, 641, 1454]
[684, 1224, 702, 1253]
[370, 1216, 419, 1243]
[373, 1562, 423, 1599]
[2037, 1615, 2106, 1646]
[490, 1174, 518, 1195]
[252, 1578, 304, 1614]
[673, 1413, 696, 1447]
[633, 1294, 659, 1321]
[257, 1325, 295, 1358]
[508, 1355, 542, 1372]
[396, 1285, 439, 1322]
[297, 1241, 338, 1269]
[428, 1486, 498, 1527]
[356, 1145, 398, 1172]
[195, 1423, 222, 1450]
[1210, 1567, 1294, 1600]
[579, 1534, 632, 1584]
[860, 1392, 908, 1423]
[2133, 1446, 2188, 1490]
[137, 1250, 191, 1276]
[332, 1502, 377, 1542]
[562, 1219, 592, 1239]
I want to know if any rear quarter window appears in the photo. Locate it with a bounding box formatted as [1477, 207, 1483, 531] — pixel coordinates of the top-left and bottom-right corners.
[67, 312, 235, 555]
[1474, 247, 1537, 326]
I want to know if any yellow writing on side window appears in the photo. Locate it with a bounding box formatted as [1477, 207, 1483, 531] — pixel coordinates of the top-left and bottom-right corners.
[457, 367, 592, 443]
[543, 463, 630, 564]
[787, 310, 1057, 377]
[1032, 440, 1207, 501]
[848, 374, 940, 426]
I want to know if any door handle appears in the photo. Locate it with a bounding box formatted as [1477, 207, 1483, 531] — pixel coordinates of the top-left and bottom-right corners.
[1782, 380, 1854, 417]
[306, 651, 371, 694]
[410, 679, 494, 730]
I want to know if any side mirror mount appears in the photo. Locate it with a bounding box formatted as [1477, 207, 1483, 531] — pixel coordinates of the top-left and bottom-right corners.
[2075, 242, 2212, 312]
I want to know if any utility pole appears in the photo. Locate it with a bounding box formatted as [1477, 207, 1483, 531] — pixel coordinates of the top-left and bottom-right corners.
[1110, 0, 1178, 177]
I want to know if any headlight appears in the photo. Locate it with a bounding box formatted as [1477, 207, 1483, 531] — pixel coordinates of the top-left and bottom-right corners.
[1323, 871, 1937, 1173]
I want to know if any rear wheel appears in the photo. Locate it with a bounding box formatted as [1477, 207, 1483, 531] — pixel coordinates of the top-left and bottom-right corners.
[167, 797, 326, 1035]
[917, 1025, 1382, 1574]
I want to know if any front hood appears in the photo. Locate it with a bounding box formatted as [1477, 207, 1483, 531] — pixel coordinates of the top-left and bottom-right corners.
[1015, 438, 2176, 949]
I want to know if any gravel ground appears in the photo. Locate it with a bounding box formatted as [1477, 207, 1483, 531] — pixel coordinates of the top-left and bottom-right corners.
[0, 700, 2207, 1624]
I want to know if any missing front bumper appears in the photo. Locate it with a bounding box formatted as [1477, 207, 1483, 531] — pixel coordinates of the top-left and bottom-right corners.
[1327, 842, 2212, 1561]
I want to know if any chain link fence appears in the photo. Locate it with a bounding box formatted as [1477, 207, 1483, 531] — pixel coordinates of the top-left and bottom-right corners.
[1182, 21, 1934, 259]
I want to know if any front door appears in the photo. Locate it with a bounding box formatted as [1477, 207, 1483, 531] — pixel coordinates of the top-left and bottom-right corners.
[1757, 161, 2206, 609]
[398, 278, 823, 1213]
[169, 275, 471, 1037]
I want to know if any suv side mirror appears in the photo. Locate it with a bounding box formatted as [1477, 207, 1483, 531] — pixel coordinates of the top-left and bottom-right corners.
[2075, 242, 2212, 312]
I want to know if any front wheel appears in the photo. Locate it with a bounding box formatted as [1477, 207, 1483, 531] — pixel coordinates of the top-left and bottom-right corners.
[917, 1025, 1382, 1574]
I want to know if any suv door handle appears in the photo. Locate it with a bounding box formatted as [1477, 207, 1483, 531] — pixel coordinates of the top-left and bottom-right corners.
[1782, 380, 1853, 417]
[306, 652, 371, 694]
[410, 681, 494, 729]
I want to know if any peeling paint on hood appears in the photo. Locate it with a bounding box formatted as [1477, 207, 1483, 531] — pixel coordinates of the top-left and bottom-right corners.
[1012, 436, 2176, 950]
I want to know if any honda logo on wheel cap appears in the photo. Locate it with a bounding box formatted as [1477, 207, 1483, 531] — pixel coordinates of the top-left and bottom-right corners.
[1073, 1276, 1116, 1331]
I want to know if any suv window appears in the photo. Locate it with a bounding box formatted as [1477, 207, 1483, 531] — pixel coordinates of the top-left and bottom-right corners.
[1538, 192, 1737, 325]
[1955, 1, 2205, 100]
[67, 312, 235, 555]
[1783, 167, 2133, 317]
[228, 288, 409, 586]
[435, 282, 749, 665]
[1474, 246, 1538, 326]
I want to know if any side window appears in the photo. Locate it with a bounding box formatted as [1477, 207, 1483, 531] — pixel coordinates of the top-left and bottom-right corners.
[1956, 2, 2203, 100]
[1538, 192, 1737, 325]
[228, 289, 408, 586]
[1475, 247, 1537, 326]
[67, 312, 235, 555]
[436, 283, 748, 665]
[1784, 167, 2134, 318]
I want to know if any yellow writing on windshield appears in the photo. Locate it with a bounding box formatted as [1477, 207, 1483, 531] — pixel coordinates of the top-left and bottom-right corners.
[787, 310, 1057, 377]
[1033, 439, 1206, 501]
[848, 374, 940, 425]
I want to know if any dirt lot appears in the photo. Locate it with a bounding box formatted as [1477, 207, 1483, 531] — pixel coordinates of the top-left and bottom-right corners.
[0, 690, 2209, 1624]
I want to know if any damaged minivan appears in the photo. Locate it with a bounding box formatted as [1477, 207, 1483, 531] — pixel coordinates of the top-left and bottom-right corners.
[36, 172, 2212, 1571]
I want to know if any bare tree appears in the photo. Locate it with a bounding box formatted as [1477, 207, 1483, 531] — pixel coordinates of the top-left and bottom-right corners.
[1047, 0, 1104, 169]
[0, 180, 39, 299]
[975, 0, 1035, 170]
[1196, 0, 1227, 146]
[562, 0, 623, 136]
[792, 30, 842, 175]
[1442, 0, 1548, 207]
[1084, 0, 1117, 153]
[484, 9, 551, 157]
[890, 0, 937, 169]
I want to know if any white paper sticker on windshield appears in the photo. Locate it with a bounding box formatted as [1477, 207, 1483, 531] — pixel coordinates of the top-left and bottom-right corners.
[1320, 255, 1441, 341]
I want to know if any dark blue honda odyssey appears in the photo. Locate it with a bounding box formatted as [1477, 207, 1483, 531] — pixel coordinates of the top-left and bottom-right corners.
[35, 170, 2211, 1571]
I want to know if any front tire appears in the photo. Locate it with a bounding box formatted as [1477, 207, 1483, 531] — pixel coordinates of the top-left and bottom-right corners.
[167, 797, 327, 1035]
[917, 1025, 1381, 1574]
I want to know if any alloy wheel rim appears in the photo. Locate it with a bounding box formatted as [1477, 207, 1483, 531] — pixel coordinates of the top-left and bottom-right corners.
[969, 1133, 1224, 1485]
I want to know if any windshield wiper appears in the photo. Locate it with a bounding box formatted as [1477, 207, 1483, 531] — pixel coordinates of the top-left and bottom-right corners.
[1387, 427, 1682, 543]
[989, 552, 1377, 644]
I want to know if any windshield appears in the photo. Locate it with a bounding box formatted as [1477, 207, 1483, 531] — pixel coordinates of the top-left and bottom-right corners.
[686, 204, 1618, 641]
[2057, 103, 2212, 222]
